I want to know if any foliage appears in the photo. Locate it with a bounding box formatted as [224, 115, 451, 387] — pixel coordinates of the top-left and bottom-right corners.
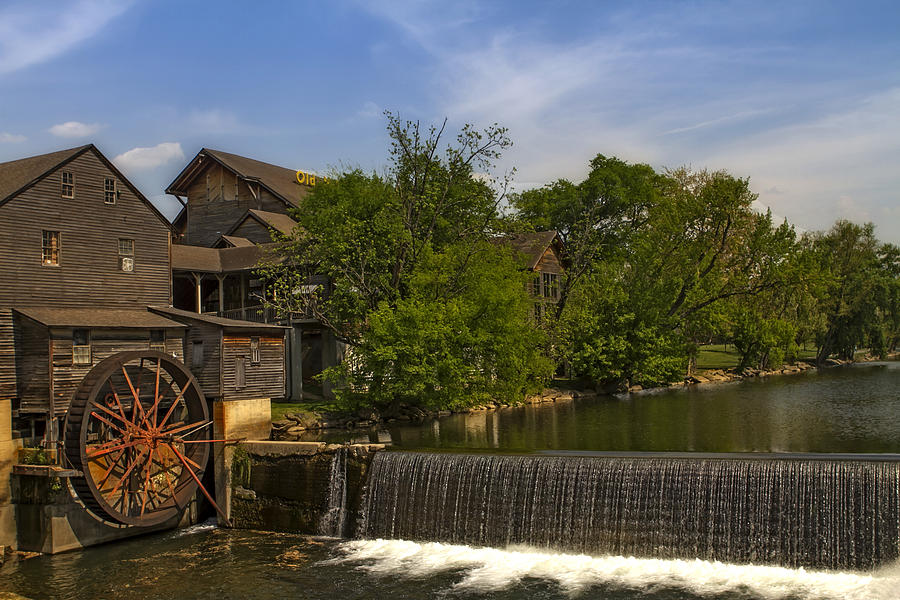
[259, 113, 549, 409]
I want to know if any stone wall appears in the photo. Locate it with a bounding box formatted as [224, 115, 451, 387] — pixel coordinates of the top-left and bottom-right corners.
[228, 441, 383, 536]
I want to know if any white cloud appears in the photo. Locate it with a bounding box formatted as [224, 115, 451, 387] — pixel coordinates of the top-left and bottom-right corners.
[358, 101, 382, 119]
[0, 132, 26, 143]
[113, 142, 185, 172]
[49, 121, 103, 138]
[0, 0, 134, 75]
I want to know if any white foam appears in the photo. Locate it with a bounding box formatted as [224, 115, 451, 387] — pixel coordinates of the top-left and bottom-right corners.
[331, 539, 900, 599]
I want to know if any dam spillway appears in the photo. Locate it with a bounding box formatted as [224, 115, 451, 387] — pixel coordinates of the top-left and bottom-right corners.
[354, 451, 900, 570]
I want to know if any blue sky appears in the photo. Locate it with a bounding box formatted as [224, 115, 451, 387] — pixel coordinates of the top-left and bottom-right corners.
[0, 0, 898, 242]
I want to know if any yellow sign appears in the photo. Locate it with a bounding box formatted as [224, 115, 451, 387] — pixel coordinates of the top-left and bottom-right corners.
[297, 170, 326, 186]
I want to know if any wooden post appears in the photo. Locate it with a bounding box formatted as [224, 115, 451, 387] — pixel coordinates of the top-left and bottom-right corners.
[192, 273, 203, 313]
[216, 275, 226, 316]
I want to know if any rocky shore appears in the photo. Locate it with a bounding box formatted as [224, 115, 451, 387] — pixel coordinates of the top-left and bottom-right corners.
[271, 357, 879, 440]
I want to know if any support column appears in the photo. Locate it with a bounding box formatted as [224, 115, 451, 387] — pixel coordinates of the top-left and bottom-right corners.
[192, 273, 203, 313]
[216, 275, 226, 316]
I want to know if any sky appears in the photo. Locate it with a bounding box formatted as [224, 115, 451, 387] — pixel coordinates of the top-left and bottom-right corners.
[0, 0, 898, 242]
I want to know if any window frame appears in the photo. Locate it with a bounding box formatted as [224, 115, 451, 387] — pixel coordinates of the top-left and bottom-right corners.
[250, 337, 260, 364]
[118, 238, 135, 272]
[61, 171, 74, 198]
[542, 272, 559, 300]
[149, 329, 166, 352]
[72, 329, 91, 365]
[104, 177, 117, 205]
[41, 230, 60, 266]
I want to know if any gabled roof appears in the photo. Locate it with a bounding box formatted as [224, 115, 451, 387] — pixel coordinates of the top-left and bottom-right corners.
[494, 230, 562, 270]
[165, 148, 312, 207]
[171, 243, 280, 273]
[0, 144, 174, 230]
[148, 306, 287, 332]
[13, 307, 185, 329]
[226, 208, 298, 238]
[216, 235, 255, 248]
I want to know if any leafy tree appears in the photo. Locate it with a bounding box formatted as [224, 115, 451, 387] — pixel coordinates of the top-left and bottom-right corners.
[259, 113, 550, 409]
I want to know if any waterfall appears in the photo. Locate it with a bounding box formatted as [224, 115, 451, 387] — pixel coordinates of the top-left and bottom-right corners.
[356, 452, 900, 570]
[318, 446, 349, 537]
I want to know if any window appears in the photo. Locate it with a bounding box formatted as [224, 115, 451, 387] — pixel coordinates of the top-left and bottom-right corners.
[235, 357, 246, 389]
[149, 329, 166, 352]
[118, 238, 134, 272]
[73, 329, 91, 365]
[206, 174, 211, 200]
[104, 177, 117, 204]
[61, 171, 74, 198]
[250, 337, 260, 364]
[42, 230, 60, 266]
[192, 340, 204, 368]
[542, 272, 559, 300]
[531, 273, 541, 296]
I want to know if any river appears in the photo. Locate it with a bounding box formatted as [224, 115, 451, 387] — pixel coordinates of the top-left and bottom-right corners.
[2, 362, 899, 599]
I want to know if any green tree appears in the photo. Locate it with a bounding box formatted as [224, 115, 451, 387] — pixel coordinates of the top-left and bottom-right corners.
[259, 113, 550, 409]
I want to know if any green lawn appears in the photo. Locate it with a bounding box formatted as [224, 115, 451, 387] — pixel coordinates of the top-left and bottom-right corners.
[695, 344, 741, 370]
[271, 400, 342, 421]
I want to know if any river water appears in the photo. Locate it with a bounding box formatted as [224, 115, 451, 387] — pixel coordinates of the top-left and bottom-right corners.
[2, 363, 899, 599]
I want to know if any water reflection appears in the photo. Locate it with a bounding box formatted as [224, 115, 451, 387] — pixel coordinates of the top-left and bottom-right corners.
[305, 363, 900, 454]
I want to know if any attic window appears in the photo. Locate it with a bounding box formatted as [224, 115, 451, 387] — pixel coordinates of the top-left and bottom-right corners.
[61, 171, 74, 198]
[104, 177, 117, 204]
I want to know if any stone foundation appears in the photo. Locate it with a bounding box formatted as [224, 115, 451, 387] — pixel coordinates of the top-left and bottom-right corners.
[228, 441, 384, 535]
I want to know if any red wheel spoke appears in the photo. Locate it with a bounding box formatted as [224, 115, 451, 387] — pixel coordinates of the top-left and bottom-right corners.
[87, 410, 130, 437]
[87, 440, 139, 458]
[163, 419, 211, 437]
[106, 444, 148, 501]
[167, 443, 230, 525]
[122, 366, 148, 427]
[106, 381, 130, 424]
[140, 447, 156, 517]
[157, 387, 188, 430]
[151, 359, 163, 427]
[98, 449, 129, 490]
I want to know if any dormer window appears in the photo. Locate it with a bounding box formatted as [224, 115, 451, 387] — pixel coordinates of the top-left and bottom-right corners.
[104, 177, 117, 204]
[61, 171, 74, 198]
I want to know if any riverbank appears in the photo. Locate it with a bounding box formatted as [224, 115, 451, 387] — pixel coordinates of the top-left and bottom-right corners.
[273, 356, 890, 440]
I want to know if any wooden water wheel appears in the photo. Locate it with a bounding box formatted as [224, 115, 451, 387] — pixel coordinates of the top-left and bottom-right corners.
[64, 351, 226, 526]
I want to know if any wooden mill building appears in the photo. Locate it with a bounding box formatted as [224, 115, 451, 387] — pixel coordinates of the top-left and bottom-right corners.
[0, 145, 286, 442]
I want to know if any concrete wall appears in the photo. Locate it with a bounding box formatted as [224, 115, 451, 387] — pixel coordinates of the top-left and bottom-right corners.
[0, 399, 15, 551]
[212, 398, 273, 525]
[228, 441, 383, 536]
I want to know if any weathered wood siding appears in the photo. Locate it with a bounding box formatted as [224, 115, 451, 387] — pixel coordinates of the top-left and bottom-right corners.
[0, 149, 172, 309]
[183, 324, 223, 399]
[0, 310, 16, 400]
[13, 315, 50, 413]
[222, 334, 284, 401]
[48, 328, 184, 415]
[535, 246, 562, 274]
[184, 162, 288, 247]
[229, 218, 274, 245]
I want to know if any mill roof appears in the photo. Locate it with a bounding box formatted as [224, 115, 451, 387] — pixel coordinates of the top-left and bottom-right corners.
[165, 148, 312, 207]
[495, 230, 561, 270]
[13, 307, 186, 329]
[171, 243, 280, 273]
[148, 306, 287, 331]
[0, 144, 173, 229]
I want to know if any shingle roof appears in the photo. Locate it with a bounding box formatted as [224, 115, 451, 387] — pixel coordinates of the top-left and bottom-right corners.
[246, 209, 297, 236]
[218, 235, 254, 248]
[13, 307, 186, 329]
[166, 148, 312, 207]
[495, 231, 560, 270]
[0, 145, 90, 204]
[148, 306, 287, 330]
[171, 243, 280, 273]
[0, 144, 174, 229]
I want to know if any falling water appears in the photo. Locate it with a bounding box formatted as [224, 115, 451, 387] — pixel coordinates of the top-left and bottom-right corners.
[356, 452, 900, 570]
[318, 446, 349, 537]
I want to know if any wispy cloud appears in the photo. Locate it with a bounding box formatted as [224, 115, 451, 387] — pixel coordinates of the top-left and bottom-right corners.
[0, 132, 26, 143]
[114, 142, 184, 172]
[663, 109, 775, 136]
[0, 0, 135, 75]
[358, 101, 382, 119]
[49, 121, 103, 138]
[187, 109, 241, 133]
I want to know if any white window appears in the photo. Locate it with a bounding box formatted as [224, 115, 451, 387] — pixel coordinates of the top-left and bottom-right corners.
[149, 329, 166, 352]
[250, 337, 260, 364]
[104, 177, 117, 204]
[73, 329, 91, 365]
[118, 238, 134, 272]
[42, 230, 60, 266]
[61, 171, 74, 198]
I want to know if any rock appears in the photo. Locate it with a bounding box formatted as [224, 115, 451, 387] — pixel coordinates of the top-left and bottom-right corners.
[272, 419, 292, 429]
[628, 385, 643, 392]
[233, 486, 256, 500]
[437, 410, 451, 417]
[286, 425, 305, 435]
[357, 407, 379, 422]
